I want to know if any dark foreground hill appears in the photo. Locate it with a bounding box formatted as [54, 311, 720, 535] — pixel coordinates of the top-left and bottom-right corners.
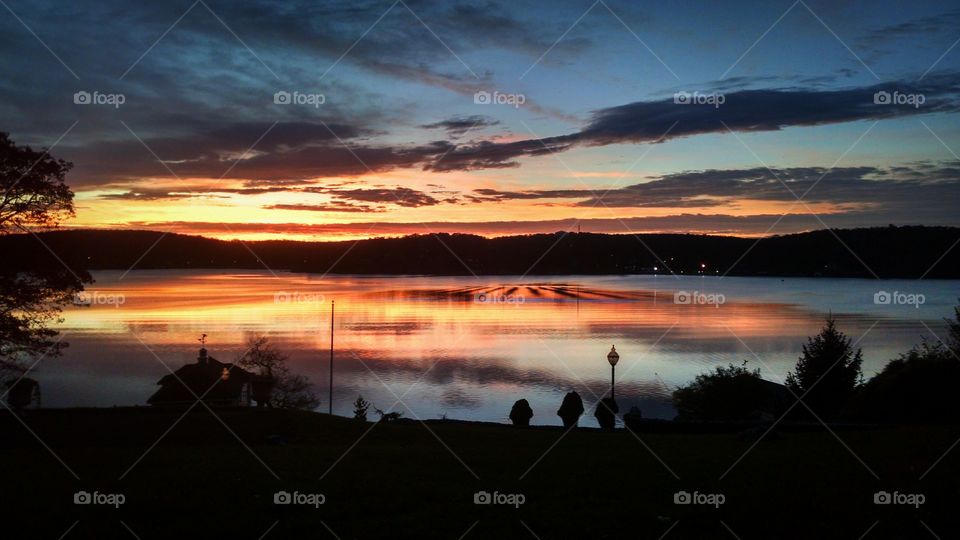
[2, 225, 959, 277]
[2, 407, 957, 539]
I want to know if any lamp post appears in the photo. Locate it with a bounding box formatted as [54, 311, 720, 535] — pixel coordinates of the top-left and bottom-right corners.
[607, 345, 619, 399]
[329, 300, 334, 415]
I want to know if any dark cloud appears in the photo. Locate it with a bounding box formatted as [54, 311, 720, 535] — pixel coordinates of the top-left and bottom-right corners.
[425, 137, 576, 171]
[579, 78, 957, 144]
[214, 186, 306, 195]
[62, 121, 366, 185]
[465, 163, 960, 210]
[98, 189, 197, 201]
[417, 75, 960, 172]
[467, 187, 586, 202]
[0, 0, 587, 145]
[97, 163, 960, 219]
[98, 185, 300, 199]
[303, 186, 444, 208]
[44, 74, 960, 186]
[64, 135, 454, 186]
[420, 115, 500, 135]
[98, 182, 447, 210]
[263, 202, 383, 213]
[6, 0, 960, 211]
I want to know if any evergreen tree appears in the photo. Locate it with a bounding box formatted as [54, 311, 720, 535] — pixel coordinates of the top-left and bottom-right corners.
[786, 318, 863, 419]
[353, 395, 370, 421]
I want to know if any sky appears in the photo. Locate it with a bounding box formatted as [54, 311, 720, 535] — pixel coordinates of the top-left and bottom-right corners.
[2, 0, 959, 241]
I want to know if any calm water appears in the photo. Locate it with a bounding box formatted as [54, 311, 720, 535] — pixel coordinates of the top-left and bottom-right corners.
[35, 270, 959, 425]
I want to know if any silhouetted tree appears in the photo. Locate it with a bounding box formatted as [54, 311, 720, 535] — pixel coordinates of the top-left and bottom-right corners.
[353, 395, 371, 421]
[850, 341, 958, 423]
[271, 373, 320, 410]
[673, 363, 788, 422]
[557, 391, 584, 428]
[946, 301, 960, 353]
[786, 318, 863, 419]
[374, 407, 403, 423]
[237, 336, 284, 378]
[0, 132, 87, 386]
[509, 398, 533, 426]
[0, 132, 74, 230]
[594, 397, 619, 430]
[5, 226, 960, 278]
[236, 336, 319, 410]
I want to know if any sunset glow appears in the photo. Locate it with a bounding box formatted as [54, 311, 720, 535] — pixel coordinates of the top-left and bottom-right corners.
[3, 1, 957, 241]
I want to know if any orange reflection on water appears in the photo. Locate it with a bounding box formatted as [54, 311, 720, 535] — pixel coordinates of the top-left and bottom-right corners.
[51, 270, 938, 422]
[63, 271, 820, 371]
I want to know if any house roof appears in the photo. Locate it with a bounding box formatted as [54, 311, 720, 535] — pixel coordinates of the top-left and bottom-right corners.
[148, 350, 254, 406]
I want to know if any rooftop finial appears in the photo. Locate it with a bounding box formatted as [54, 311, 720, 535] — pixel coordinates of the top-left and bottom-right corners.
[198, 333, 208, 363]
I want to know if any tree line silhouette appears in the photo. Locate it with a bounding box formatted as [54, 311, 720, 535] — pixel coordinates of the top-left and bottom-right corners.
[2, 226, 959, 278]
[672, 308, 960, 425]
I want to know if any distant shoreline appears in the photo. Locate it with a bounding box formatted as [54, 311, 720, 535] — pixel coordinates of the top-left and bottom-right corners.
[3, 225, 959, 278]
[81, 267, 960, 281]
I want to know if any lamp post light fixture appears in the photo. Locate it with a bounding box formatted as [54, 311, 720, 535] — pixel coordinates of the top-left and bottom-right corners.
[607, 345, 619, 399]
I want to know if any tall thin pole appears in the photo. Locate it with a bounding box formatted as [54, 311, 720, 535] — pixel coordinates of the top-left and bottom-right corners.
[329, 300, 334, 415]
[611, 364, 615, 400]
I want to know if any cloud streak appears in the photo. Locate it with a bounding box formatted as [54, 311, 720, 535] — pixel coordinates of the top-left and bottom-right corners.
[64, 75, 959, 184]
[425, 75, 960, 171]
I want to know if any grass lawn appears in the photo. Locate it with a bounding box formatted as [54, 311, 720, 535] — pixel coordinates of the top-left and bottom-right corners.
[2, 408, 958, 539]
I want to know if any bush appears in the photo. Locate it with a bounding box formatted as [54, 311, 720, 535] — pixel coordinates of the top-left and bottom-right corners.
[673, 363, 788, 422]
[556, 391, 584, 428]
[593, 397, 619, 430]
[850, 342, 960, 423]
[509, 399, 533, 426]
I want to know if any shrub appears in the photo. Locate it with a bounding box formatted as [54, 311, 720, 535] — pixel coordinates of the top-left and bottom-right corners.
[673, 363, 787, 422]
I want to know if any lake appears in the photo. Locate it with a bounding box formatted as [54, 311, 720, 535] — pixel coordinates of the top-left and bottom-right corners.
[35, 270, 959, 426]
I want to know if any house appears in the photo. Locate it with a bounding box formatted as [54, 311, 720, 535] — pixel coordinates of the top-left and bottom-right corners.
[147, 345, 255, 407]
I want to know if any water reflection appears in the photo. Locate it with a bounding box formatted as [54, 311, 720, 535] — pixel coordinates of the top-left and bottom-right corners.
[36, 270, 957, 425]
